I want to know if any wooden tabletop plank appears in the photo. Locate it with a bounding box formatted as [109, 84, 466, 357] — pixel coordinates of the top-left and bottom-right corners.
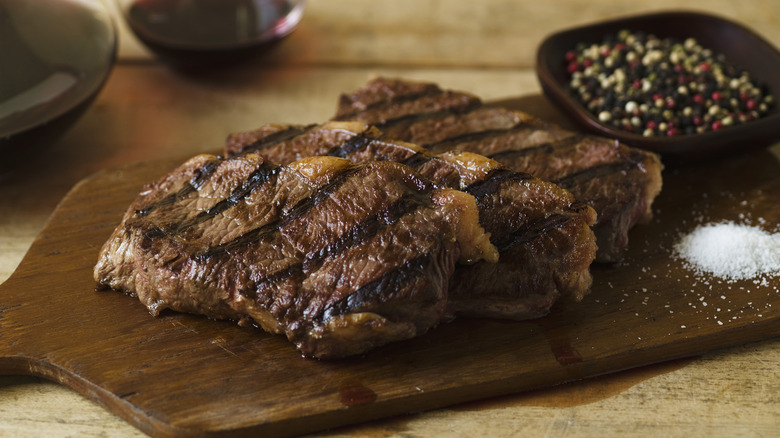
[113, 0, 780, 69]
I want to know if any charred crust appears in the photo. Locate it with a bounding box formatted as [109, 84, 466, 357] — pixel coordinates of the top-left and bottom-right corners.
[333, 84, 445, 120]
[485, 135, 584, 161]
[491, 213, 573, 253]
[463, 168, 532, 199]
[324, 132, 373, 158]
[316, 253, 435, 324]
[553, 161, 638, 190]
[373, 99, 483, 130]
[235, 124, 316, 156]
[135, 157, 222, 217]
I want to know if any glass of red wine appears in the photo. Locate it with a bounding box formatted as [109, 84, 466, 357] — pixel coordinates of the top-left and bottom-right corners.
[0, 0, 116, 178]
[113, 0, 306, 66]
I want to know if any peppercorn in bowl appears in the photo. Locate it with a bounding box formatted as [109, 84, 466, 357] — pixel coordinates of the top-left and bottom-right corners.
[536, 10, 780, 162]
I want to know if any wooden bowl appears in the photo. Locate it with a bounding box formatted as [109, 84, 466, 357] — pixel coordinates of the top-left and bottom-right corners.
[536, 10, 780, 163]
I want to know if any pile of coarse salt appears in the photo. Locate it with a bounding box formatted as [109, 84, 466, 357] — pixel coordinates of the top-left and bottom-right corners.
[674, 221, 780, 281]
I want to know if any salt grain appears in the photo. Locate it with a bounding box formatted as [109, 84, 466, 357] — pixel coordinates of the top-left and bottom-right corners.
[674, 222, 780, 281]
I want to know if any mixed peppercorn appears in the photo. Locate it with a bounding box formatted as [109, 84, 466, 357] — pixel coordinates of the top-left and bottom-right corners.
[565, 30, 775, 137]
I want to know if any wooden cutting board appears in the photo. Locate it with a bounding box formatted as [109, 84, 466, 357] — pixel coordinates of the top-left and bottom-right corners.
[1, 146, 779, 437]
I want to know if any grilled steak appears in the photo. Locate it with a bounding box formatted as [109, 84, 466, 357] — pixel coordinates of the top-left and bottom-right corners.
[226, 122, 598, 320]
[94, 154, 497, 358]
[333, 77, 664, 263]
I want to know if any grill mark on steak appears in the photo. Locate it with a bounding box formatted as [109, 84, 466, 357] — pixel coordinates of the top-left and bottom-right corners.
[335, 86, 444, 120]
[424, 123, 536, 149]
[372, 99, 483, 130]
[325, 134, 435, 171]
[463, 168, 533, 199]
[195, 221, 281, 261]
[200, 163, 433, 258]
[135, 157, 222, 217]
[490, 213, 573, 253]
[197, 166, 365, 259]
[200, 160, 281, 219]
[485, 135, 584, 160]
[302, 193, 430, 272]
[464, 169, 580, 253]
[552, 161, 638, 190]
[241, 264, 306, 301]
[324, 131, 374, 158]
[401, 151, 435, 169]
[190, 157, 224, 188]
[275, 166, 365, 225]
[135, 160, 282, 240]
[243, 194, 432, 300]
[235, 124, 316, 156]
[318, 253, 435, 324]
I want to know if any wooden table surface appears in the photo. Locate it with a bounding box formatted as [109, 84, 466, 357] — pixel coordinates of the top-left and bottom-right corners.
[2, 0, 779, 436]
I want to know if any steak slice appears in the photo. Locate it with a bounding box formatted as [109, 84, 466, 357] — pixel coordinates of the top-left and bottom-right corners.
[333, 77, 664, 263]
[94, 154, 497, 358]
[226, 122, 598, 320]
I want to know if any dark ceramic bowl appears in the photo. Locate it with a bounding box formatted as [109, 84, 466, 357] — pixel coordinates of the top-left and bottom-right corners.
[536, 10, 780, 163]
[0, 0, 116, 177]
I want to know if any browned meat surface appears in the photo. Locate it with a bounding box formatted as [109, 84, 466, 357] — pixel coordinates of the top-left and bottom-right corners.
[226, 122, 598, 320]
[94, 154, 496, 358]
[333, 77, 664, 263]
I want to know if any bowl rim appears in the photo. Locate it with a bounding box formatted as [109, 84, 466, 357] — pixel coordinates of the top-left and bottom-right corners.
[535, 9, 780, 161]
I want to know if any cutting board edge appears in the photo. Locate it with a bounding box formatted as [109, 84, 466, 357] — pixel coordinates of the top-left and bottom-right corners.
[4, 317, 778, 438]
[0, 355, 190, 438]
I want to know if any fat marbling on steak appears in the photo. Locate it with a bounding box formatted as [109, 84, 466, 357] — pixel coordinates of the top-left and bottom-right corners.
[225, 121, 598, 320]
[333, 77, 664, 263]
[94, 154, 497, 358]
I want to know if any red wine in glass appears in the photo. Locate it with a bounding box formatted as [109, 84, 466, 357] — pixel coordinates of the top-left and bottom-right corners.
[116, 0, 305, 66]
[0, 0, 116, 177]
